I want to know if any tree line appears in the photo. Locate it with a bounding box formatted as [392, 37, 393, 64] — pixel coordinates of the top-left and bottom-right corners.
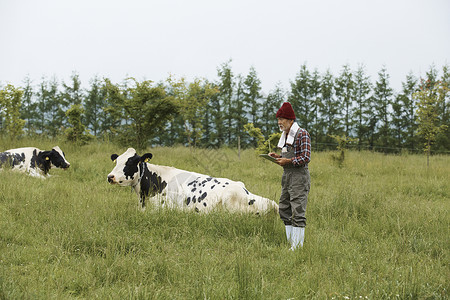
[0, 61, 449, 153]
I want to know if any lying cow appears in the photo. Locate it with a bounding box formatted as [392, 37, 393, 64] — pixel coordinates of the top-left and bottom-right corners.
[107, 148, 279, 214]
[0, 146, 70, 178]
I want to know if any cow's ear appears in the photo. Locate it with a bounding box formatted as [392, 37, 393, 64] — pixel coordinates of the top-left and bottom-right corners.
[111, 154, 118, 162]
[41, 151, 52, 162]
[140, 153, 153, 163]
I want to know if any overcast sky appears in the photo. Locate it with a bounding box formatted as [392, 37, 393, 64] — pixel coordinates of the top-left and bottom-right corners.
[1, 0, 449, 94]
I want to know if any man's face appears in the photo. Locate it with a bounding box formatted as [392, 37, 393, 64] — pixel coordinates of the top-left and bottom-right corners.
[277, 117, 293, 132]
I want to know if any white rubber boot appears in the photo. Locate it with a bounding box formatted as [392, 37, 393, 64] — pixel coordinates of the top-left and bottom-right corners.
[285, 225, 293, 244]
[290, 227, 305, 251]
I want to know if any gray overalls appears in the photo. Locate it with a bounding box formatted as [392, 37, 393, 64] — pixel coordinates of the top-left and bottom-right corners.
[279, 128, 311, 228]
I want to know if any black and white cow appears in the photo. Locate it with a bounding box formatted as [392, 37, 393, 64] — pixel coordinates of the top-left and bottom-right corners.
[107, 148, 279, 213]
[0, 146, 70, 178]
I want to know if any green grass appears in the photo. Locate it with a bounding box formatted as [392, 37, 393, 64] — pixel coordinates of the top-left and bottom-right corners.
[0, 138, 449, 299]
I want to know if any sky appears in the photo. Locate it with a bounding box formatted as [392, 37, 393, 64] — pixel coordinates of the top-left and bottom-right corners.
[1, 0, 449, 95]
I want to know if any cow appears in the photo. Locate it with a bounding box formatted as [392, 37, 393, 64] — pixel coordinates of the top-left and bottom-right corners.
[107, 148, 279, 214]
[0, 146, 70, 178]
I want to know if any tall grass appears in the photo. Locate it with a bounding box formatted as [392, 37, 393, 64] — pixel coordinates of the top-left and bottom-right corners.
[0, 138, 448, 299]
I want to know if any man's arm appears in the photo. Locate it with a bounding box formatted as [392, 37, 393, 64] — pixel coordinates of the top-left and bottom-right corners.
[291, 129, 311, 166]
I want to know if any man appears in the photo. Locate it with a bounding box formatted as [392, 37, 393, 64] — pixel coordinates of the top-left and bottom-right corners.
[269, 102, 311, 250]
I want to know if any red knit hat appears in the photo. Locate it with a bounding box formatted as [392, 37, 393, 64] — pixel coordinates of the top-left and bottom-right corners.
[276, 102, 296, 120]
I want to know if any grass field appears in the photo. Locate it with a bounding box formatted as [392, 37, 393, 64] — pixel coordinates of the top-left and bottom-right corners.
[0, 138, 449, 299]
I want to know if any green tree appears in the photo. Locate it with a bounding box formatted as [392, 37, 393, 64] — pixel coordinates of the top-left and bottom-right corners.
[243, 66, 262, 130]
[0, 84, 26, 137]
[392, 72, 418, 150]
[309, 69, 322, 149]
[61, 72, 83, 106]
[435, 65, 450, 152]
[217, 60, 235, 145]
[421, 65, 439, 90]
[231, 74, 248, 147]
[167, 76, 218, 147]
[200, 92, 214, 147]
[206, 91, 223, 147]
[163, 76, 187, 146]
[65, 104, 93, 144]
[60, 72, 83, 129]
[35, 78, 50, 135]
[335, 64, 354, 137]
[199, 80, 221, 148]
[372, 67, 394, 151]
[243, 123, 281, 154]
[35, 77, 61, 137]
[100, 77, 128, 140]
[84, 77, 112, 137]
[243, 123, 265, 153]
[187, 79, 218, 147]
[289, 64, 312, 130]
[414, 80, 448, 166]
[262, 83, 284, 137]
[319, 69, 340, 148]
[20, 76, 37, 134]
[104, 78, 178, 150]
[352, 64, 372, 150]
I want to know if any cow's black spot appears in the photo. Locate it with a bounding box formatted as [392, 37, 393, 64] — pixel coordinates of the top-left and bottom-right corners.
[123, 154, 140, 180]
[140, 163, 167, 204]
[139, 165, 150, 207]
[14, 153, 25, 166]
[0, 152, 8, 165]
[206, 177, 212, 181]
[248, 199, 256, 205]
[187, 181, 195, 186]
[149, 172, 167, 195]
[0, 152, 25, 168]
[203, 203, 207, 207]
[211, 185, 215, 189]
[192, 195, 196, 203]
[191, 188, 196, 192]
[198, 192, 207, 202]
[30, 150, 37, 169]
[186, 197, 191, 205]
[222, 185, 225, 188]
[30, 150, 52, 174]
[225, 182, 229, 185]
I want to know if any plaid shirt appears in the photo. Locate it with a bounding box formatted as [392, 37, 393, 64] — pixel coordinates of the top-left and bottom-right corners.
[291, 128, 311, 167]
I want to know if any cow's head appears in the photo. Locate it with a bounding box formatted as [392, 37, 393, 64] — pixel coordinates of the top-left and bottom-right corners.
[49, 146, 70, 169]
[107, 148, 153, 186]
[37, 146, 70, 173]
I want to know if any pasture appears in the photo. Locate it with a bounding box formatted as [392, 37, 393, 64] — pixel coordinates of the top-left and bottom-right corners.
[0, 138, 449, 299]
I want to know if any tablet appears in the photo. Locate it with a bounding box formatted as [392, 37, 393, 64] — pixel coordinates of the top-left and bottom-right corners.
[259, 154, 278, 163]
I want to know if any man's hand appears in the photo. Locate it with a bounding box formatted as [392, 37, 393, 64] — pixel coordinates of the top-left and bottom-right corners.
[269, 152, 281, 158]
[276, 158, 292, 166]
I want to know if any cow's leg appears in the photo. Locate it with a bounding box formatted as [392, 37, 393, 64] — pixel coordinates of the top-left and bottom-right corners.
[140, 195, 146, 211]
